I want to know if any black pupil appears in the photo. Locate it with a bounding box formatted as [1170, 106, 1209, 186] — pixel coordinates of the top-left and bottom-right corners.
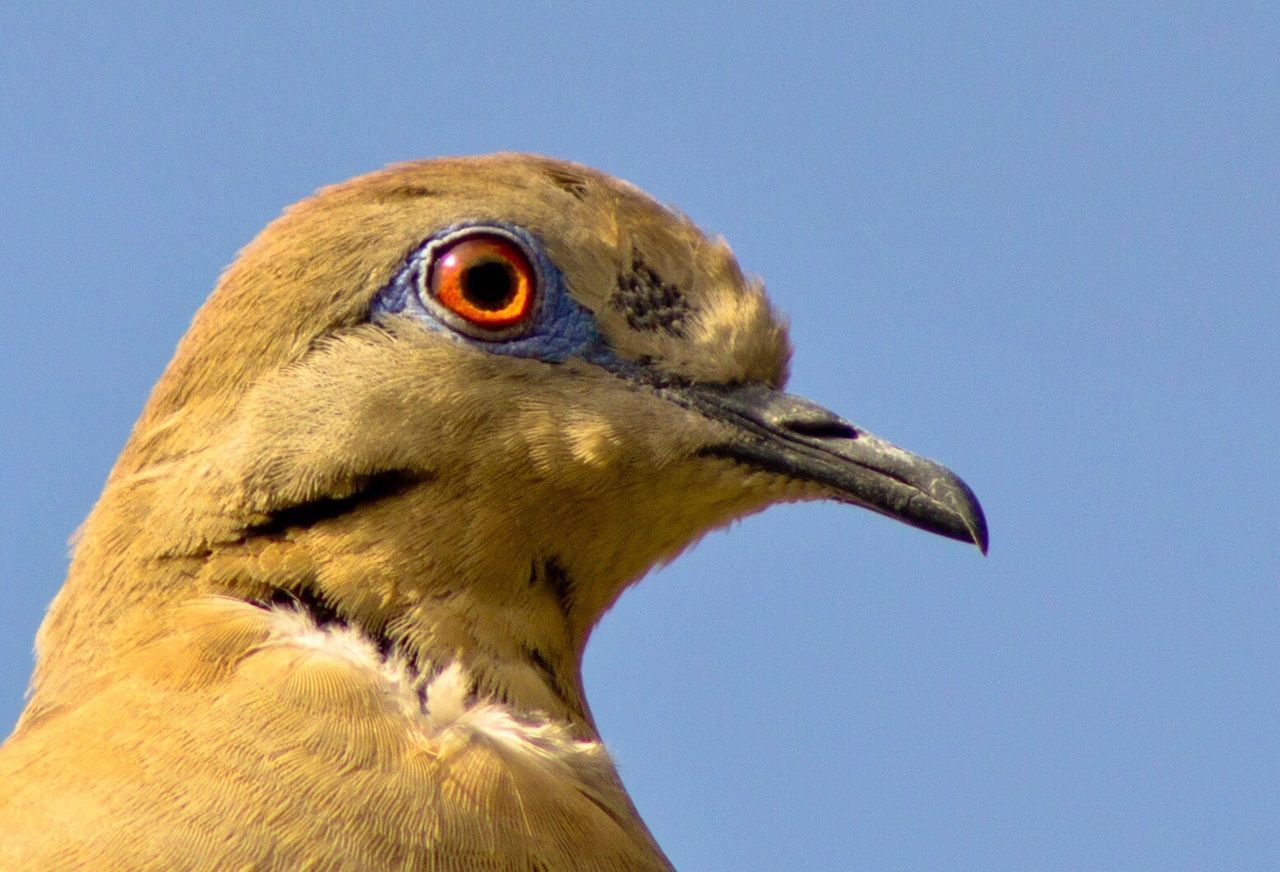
[462, 259, 517, 310]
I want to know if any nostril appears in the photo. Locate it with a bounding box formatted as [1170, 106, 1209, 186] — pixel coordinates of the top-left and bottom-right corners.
[781, 418, 859, 440]
[721, 385, 862, 441]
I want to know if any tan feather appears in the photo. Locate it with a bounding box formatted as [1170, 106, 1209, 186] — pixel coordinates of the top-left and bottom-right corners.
[1, 154, 985, 869]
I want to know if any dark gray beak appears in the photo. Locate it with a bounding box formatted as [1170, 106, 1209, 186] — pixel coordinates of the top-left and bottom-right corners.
[682, 383, 988, 553]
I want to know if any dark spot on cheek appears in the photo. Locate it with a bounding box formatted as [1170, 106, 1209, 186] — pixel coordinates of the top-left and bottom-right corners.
[611, 256, 691, 336]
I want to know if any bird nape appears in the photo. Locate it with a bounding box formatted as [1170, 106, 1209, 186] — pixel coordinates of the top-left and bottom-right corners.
[0, 154, 986, 871]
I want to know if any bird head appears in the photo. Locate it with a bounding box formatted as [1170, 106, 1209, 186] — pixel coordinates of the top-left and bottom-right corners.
[37, 154, 985, 723]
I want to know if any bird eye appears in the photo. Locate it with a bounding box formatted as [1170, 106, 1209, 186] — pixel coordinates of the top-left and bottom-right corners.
[426, 231, 537, 334]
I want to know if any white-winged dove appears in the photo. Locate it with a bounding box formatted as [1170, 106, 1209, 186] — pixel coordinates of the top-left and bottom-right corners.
[0, 154, 986, 870]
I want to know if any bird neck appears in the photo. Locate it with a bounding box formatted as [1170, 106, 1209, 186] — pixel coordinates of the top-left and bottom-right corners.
[30, 471, 603, 734]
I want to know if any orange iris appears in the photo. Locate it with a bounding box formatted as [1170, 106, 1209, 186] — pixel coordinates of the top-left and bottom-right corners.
[428, 234, 536, 330]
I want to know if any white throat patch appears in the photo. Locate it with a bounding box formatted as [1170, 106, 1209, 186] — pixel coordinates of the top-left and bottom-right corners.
[261, 606, 609, 779]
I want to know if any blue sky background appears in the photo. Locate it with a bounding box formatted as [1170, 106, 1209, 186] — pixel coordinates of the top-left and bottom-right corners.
[2, 4, 1276, 870]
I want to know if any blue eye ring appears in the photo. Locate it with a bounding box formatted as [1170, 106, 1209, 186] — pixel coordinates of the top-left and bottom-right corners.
[416, 225, 543, 342]
[372, 221, 619, 366]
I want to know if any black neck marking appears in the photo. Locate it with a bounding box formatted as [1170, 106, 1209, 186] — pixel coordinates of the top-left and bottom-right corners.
[530, 556, 575, 624]
[244, 469, 426, 539]
[255, 581, 401, 664]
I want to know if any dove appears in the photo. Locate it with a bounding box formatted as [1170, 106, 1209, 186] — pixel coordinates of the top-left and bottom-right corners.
[0, 154, 985, 870]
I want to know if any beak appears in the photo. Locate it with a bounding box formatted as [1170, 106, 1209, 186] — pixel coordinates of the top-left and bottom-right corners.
[680, 383, 988, 553]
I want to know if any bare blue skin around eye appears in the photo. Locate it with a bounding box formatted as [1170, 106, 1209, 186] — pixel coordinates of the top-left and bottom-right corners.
[370, 221, 628, 371]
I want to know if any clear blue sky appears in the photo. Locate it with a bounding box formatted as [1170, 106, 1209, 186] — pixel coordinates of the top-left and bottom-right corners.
[2, 4, 1276, 870]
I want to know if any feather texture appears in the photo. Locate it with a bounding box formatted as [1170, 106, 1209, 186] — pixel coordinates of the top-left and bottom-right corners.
[1, 154, 985, 869]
